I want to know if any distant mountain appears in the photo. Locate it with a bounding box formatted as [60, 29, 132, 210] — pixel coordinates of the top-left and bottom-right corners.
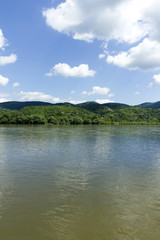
[103, 102, 129, 109]
[0, 101, 52, 110]
[0, 100, 159, 111]
[54, 102, 75, 107]
[77, 101, 101, 112]
[77, 101, 129, 114]
[137, 101, 160, 109]
[77, 102, 128, 109]
[0, 100, 159, 124]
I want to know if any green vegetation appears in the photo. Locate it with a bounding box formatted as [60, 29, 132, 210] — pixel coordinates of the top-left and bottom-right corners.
[0, 101, 160, 124]
[0, 101, 52, 110]
[137, 101, 160, 109]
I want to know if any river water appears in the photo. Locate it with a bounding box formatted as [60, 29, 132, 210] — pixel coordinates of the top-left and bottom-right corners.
[0, 125, 160, 240]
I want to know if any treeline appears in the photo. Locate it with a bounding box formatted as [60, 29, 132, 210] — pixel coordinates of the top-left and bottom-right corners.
[0, 104, 160, 124]
[0, 106, 103, 124]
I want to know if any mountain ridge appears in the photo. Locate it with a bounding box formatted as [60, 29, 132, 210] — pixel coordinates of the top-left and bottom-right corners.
[0, 100, 159, 111]
[0, 100, 159, 124]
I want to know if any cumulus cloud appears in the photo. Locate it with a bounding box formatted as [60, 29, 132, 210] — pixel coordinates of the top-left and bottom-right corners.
[148, 74, 160, 88]
[0, 93, 11, 102]
[43, 0, 149, 44]
[13, 82, 19, 88]
[99, 54, 106, 59]
[73, 33, 95, 43]
[81, 91, 87, 95]
[69, 100, 86, 104]
[107, 38, 160, 71]
[47, 63, 96, 78]
[45, 72, 53, 77]
[96, 99, 114, 104]
[148, 82, 153, 88]
[0, 29, 6, 49]
[153, 74, 160, 85]
[108, 93, 115, 97]
[82, 86, 110, 96]
[0, 75, 9, 86]
[0, 29, 17, 65]
[43, 0, 160, 71]
[0, 54, 17, 66]
[0, 98, 10, 102]
[19, 91, 60, 103]
[67, 99, 114, 104]
[70, 90, 76, 94]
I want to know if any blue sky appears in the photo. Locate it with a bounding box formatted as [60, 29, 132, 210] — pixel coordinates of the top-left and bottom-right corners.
[0, 0, 160, 105]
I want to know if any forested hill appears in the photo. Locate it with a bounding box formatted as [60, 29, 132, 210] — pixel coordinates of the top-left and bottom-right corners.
[0, 100, 160, 111]
[77, 102, 129, 114]
[0, 101, 160, 124]
[0, 101, 53, 110]
[137, 101, 160, 109]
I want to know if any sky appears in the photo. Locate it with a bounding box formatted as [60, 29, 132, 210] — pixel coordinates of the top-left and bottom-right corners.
[0, 0, 160, 105]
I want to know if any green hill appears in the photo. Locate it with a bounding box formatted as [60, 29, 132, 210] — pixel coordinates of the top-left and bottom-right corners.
[0, 100, 159, 111]
[0, 101, 52, 110]
[77, 102, 129, 114]
[0, 101, 159, 124]
[137, 101, 160, 109]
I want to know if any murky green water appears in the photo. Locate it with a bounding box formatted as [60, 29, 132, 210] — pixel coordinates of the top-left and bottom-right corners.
[0, 125, 160, 240]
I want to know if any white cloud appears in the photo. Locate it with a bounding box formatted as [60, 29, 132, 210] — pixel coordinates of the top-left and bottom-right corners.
[153, 74, 160, 85]
[0, 93, 9, 97]
[19, 91, 60, 103]
[0, 93, 11, 102]
[45, 72, 53, 77]
[73, 33, 94, 43]
[0, 75, 9, 86]
[13, 82, 19, 88]
[96, 99, 114, 104]
[69, 100, 86, 104]
[99, 54, 106, 59]
[0, 29, 17, 66]
[107, 38, 160, 71]
[82, 91, 88, 95]
[0, 54, 17, 66]
[82, 86, 110, 96]
[43, 0, 160, 71]
[43, 1, 82, 33]
[108, 93, 115, 97]
[0, 29, 6, 49]
[0, 98, 10, 102]
[70, 90, 76, 94]
[148, 82, 153, 88]
[43, 0, 149, 44]
[48, 63, 96, 78]
[148, 74, 160, 88]
[67, 99, 114, 104]
[135, 91, 140, 95]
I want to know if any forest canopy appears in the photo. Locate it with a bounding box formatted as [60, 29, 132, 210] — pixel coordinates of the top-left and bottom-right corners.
[0, 101, 160, 124]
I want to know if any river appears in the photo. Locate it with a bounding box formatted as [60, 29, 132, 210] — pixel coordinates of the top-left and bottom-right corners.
[0, 125, 160, 240]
